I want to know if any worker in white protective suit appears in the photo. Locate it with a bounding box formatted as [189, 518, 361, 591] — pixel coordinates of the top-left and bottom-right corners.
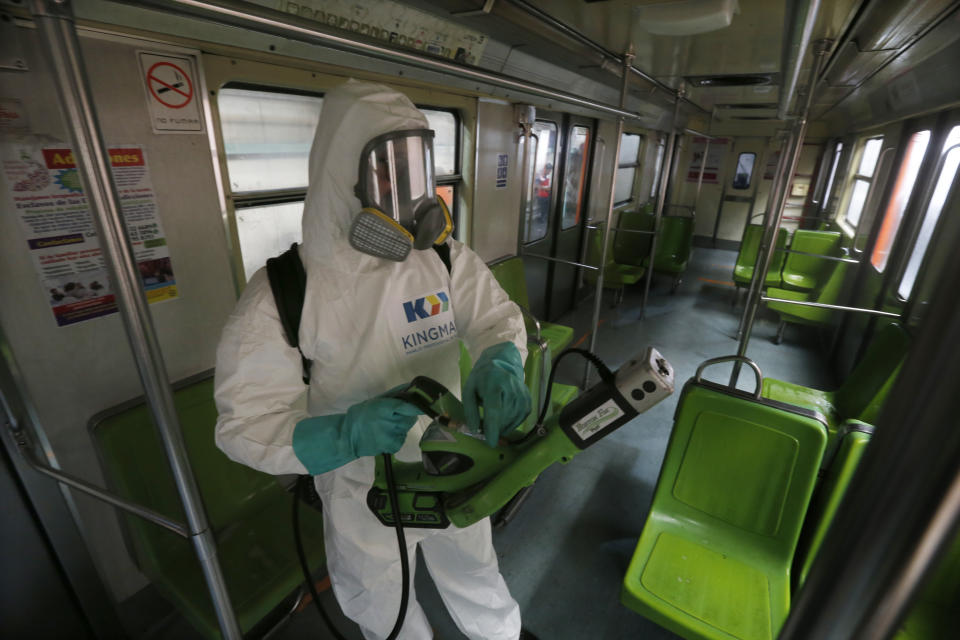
[214, 79, 535, 640]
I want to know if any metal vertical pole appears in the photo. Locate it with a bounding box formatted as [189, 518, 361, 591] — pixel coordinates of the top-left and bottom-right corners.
[516, 107, 535, 255]
[29, 3, 241, 638]
[731, 40, 831, 386]
[735, 130, 791, 339]
[641, 91, 682, 318]
[583, 49, 633, 388]
[694, 136, 710, 210]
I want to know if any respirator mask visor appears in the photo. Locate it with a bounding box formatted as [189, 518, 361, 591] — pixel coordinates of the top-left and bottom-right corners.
[350, 129, 453, 261]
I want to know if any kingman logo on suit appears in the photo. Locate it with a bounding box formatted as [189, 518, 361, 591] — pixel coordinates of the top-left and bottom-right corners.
[394, 289, 457, 355]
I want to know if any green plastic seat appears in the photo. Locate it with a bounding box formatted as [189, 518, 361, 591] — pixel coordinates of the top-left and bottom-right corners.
[613, 208, 655, 267]
[622, 359, 828, 640]
[767, 261, 849, 340]
[780, 230, 842, 292]
[762, 323, 909, 432]
[792, 421, 874, 590]
[90, 374, 326, 639]
[733, 225, 789, 289]
[585, 224, 646, 290]
[488, 257, 574, 356]
[638, 216, 695, 292]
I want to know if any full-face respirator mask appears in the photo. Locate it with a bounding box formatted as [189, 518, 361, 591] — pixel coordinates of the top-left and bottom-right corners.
[349, 129, 454, 261]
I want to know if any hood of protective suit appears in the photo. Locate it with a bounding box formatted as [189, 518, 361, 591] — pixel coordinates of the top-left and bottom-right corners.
[302, 79, 429, 268]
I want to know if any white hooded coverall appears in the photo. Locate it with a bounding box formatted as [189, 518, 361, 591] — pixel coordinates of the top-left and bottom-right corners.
[214, 79, 526, 640]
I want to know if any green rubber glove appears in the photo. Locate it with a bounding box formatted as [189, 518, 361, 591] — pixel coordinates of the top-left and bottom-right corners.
[292, 393, 422, 475]
[463, 342, 531, 447]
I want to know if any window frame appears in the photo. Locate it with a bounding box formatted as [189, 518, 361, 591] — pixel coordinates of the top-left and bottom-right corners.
[731, 152, 757, 190]
[819, 141, 844, 214]
[417, 105, 462, 238]
[216, 84, 463, 278]
[837, 135, 885, 235]
[614, 132, 644, 206]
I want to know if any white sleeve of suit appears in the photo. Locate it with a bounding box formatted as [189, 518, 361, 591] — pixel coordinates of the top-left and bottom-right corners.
[213, 269, 310, 476]
[448, 241, 528, 365]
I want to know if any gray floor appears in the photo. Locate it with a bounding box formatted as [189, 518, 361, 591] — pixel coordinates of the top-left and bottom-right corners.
[136, 248, 836, 639]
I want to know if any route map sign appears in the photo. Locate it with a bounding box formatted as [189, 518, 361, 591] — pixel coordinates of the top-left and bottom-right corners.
[137, 52, 205, 134]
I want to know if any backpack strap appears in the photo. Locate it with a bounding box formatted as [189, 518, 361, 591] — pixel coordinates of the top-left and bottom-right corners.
[265, 242, 453, 386]
[266, 243, 312, 384]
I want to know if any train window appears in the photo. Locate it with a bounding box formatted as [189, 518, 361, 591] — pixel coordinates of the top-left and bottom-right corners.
[217, 89, 461, 279]
[420, 108, 461, 227]
[218, 87, 323, 194]
[732, 153, 756, 189]
[650, 137, 665, 199]
[898, 125, 960, 299]
[820, 142, 844, 212]
[523, 120, 559, 243]
[614, 133, 642, 205]
[561, 126, 590, 229]
[871, 131, 931, 273]
[840, 136, 884, 231]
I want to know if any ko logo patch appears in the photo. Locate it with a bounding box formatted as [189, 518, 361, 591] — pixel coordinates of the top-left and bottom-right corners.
[395, 289, 457, 355]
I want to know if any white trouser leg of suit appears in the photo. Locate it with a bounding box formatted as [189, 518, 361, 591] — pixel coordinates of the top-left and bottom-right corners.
[323, 492, 521, 640]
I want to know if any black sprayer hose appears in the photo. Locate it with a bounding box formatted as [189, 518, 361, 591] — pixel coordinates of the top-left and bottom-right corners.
[536, 348, 614, 427]
[382, 453, 410, 640]
[293, 476, 349, 640]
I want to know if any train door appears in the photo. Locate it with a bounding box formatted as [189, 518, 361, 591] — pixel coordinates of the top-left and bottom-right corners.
[711, 138, 765, 245]
[548, 118, 593, 320]
[520, 112, 593, 321]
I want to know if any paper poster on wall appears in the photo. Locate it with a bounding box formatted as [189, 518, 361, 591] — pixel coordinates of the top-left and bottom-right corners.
[137, 51, 205, 134]
[495, 153, 508, 189]
[685, 137, 728, 184]
[1, 140, 179, 327]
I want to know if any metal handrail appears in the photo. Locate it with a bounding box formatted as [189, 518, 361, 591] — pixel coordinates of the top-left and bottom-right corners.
[695, 356, 763, 398]
[7, 423, 189, 538]
[761, 297, 902, 318]
[522, 252, 600, 271]
[774, 248, 860, 264]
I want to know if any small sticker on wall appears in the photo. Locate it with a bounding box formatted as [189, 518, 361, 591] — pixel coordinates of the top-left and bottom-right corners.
[495, 153, 508, 189]
[137, 52, 205, 134]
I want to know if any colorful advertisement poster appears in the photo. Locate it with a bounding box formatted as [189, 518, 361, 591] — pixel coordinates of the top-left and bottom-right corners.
[686, 137, 729, 184]
[1, 141, 178, 327]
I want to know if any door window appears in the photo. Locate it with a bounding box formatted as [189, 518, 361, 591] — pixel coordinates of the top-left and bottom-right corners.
[732, 152, 756, 189]
[522, 121, 558, 243]
[820, 142, 843, 213]
[561, 126, 590, 230]
[840, 136, 884, 231]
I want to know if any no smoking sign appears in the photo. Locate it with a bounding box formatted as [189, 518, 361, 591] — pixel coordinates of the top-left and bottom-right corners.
[138, 52, 205, 134]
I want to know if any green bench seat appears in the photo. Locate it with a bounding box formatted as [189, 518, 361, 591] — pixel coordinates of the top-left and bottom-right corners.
[90, 373, 325, 639]
[622, 357, 828, 640]
[641, 215, 695, 292]
[586, 224, 646, 301]
[792, 421, 874, 590]
[761, 323, 910, 432]
[733, 225, 789, 289]
[780, 230, 842, 292]
[613, 207, 654, 267]
[488, 257, 574, 356]
[767, 261, 849, 342]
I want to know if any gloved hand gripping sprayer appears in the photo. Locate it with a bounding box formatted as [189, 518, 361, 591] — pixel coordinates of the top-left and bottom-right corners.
[367, 346, 675, 529]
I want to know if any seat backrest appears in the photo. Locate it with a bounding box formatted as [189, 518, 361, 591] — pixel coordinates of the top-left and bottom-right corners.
[812, 260, 849, 305]
[90, 374, 285, 569]
[488, 257, 531, 310]
[656, 216, 694, 262]
[793, 421, 873, 590]
[736, 224, 764, 270]
[613, 210, 654, 265]
[783, 230, 842, 282]
[835, 322, 910, 420]
[653, 379, 828, 565]
[769, 227, 790, 274]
